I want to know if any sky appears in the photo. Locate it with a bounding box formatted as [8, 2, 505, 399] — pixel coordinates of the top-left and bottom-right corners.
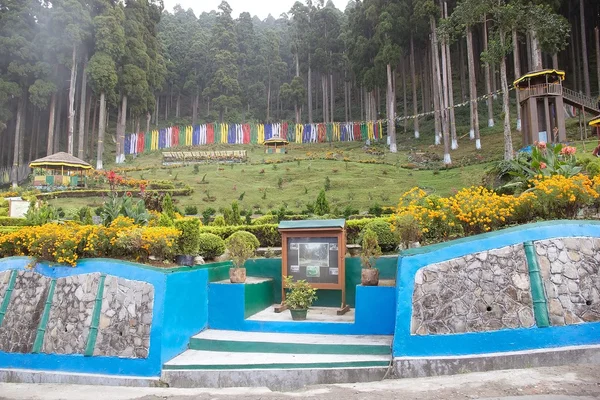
[163, 0, 345, 20]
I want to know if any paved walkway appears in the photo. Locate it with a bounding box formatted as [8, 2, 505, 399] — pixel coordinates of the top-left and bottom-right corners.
[0, 365, 599, 400]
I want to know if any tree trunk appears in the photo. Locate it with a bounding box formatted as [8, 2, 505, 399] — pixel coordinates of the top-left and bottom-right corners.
[444, 4, 457, 151]
[117, 94, 127, 164]
[580, 0, 591, 97]
[530, 29, 543, 70]
[344, 71, 349, 122]
[84, 91, 92, 159]
[88, 97, 97, 161]
[54, 92, 63, 153]
[11, 94, 24, 187]
[47, 92, 56, 156]
[467, 26, 481, 148]
[192, 91, 199, 125]
[500, 35, 513, 161]
[97, 92, 106, 170]
[77, 58, 87, 160]
[146, 112, 151, 134]
[308, 57, 313, 124]
[512, 29, 522, 132]
[67, 44, 78, 155]
[437, 16, 451, 165]
[164, 93, 168, 122]
[330, 72, 334, 123]
[459, 39, 467, 101]
[430, 40, 441, 145]
[552, 54, 558, 69]
[34, 108, 41, 160]
[267, 76, 272, 122]
[155, 95, 159, 126]
[596, 27, 600, 95]
[402, 60, 408, 134]
[176, 94, 181, 118]
[483, 17, 494, 128]
[387, 64, 397, 153]
[410, 33, 419, 139]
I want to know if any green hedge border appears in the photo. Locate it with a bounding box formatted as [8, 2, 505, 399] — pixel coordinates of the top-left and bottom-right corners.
[35, 188, 193, 200]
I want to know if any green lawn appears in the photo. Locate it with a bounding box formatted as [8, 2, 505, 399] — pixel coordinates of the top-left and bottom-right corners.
[46, 108, 598, 215]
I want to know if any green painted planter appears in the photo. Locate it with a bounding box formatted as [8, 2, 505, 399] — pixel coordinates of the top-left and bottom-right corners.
[290, 309, 308, 321]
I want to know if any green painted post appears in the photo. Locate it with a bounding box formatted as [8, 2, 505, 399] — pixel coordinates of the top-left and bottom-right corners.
[524, 241, 550, 328]
[32, 279, 57, 353]
[0, 270, 18, 327]
[84, 274, 106, 357]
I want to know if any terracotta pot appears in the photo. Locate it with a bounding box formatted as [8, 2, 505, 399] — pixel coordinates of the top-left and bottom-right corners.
[229, 267, 247, 283]
[361, 268, 379, 286]
[290, 309, 308, 321]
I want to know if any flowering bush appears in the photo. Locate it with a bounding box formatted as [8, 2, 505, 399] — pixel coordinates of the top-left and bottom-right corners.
[0, 222, 180, 266]
[531, 174, 598, 219]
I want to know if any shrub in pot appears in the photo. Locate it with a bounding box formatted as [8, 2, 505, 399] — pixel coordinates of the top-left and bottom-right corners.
[358, 219, 399, 252]
[283, 276, 318, 321]
[225, 231, 260, 251]
[198, 233, 226, 260]
[174, 218, 201, 266]
[360, 228, 381, 286]
[227, 234, 256, 283]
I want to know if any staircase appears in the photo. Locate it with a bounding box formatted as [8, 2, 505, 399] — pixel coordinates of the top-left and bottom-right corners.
[562, 87, 600, 115]
[161, 329, 392, 390]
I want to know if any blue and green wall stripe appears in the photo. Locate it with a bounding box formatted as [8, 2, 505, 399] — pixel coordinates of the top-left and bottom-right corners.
[32, 278, 57, 353]
[85, 274, 106, 357]
[0, 269, 17, 327]
[524, 241, 550, 328]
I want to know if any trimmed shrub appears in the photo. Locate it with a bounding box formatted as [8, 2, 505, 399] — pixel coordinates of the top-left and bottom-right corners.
[199, 224, 280, 247]
[174, 218, 201, 255]
[252, 214, 279, 225]
[212, 215, 226, 226]
[198, 233, 226, 259]
[359, 219, 398, 252]
[0, 217, 28, 226]
[346, 218, 384, 244]
[184, 205, 198, 216]
[225, 231, 260, 251]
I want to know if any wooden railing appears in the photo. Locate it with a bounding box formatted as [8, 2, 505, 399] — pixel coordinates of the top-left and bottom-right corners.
[562, 87, 600, 113]
[518, 83, 562, 100]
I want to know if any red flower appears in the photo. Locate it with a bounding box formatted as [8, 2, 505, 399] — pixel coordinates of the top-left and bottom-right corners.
[536, 142, 547, 150]
[540, 162, 547, 169]
[126, 191, 132, 197]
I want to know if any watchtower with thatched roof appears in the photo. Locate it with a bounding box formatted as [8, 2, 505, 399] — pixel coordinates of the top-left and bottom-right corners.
[514, 69, 567, 146]
[29, 152, 93, 189]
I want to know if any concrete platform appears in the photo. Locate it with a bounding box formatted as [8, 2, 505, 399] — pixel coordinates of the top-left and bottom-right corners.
[164, 350, 390, 370]
[193, 329, 392, 345]
[247, 305, 355, 323]
[0, 369, 163, 387]
[394, 344, 600, 379]
[162, 366, 390, 390]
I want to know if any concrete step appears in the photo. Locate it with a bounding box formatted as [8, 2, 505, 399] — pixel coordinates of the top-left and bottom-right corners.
[188, 329, 392, 355]
[161, 350, 391, 389]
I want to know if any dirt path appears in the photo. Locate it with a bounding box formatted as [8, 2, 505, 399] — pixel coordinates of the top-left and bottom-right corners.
[1, 365, 599, 400]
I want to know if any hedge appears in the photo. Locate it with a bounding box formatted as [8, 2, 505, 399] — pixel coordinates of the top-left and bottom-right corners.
[346, 217, 390, 244]
[199, 218, 386, 248]
[0, 226, 23, 234]
[200, 224, 280, 247]
[0, 217, 29, 227]
[36, 187, 193, 200]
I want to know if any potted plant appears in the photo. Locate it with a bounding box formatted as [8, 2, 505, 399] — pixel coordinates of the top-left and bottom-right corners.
[360, 228, 382, 286]
[283, 276, 318, 321]
[174, 218, 201, 266]
[226, 234, 255, 283]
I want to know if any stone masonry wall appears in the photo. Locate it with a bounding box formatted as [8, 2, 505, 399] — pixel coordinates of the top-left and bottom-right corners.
[93, 276, 154, 359]
[42, 273, 101, 355]
[0, 271, 51, 353]
[411, 244, 535, 335]
[535, 237, 600, 326]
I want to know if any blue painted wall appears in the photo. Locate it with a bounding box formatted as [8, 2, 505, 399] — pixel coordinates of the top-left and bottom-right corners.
[208, 281, 396, 335]
[0, 257, 209, 377]
[393, 221, 600, 358]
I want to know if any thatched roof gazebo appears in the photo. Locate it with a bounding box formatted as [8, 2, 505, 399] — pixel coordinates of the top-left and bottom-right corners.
[263, 138, 289, 154]
[29, 152, 92, 188]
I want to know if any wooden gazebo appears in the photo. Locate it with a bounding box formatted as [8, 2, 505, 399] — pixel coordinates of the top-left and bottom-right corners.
[263, 138, 289, 154]
[29, 152, 93, 188]
[514, 69, 567, 146]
